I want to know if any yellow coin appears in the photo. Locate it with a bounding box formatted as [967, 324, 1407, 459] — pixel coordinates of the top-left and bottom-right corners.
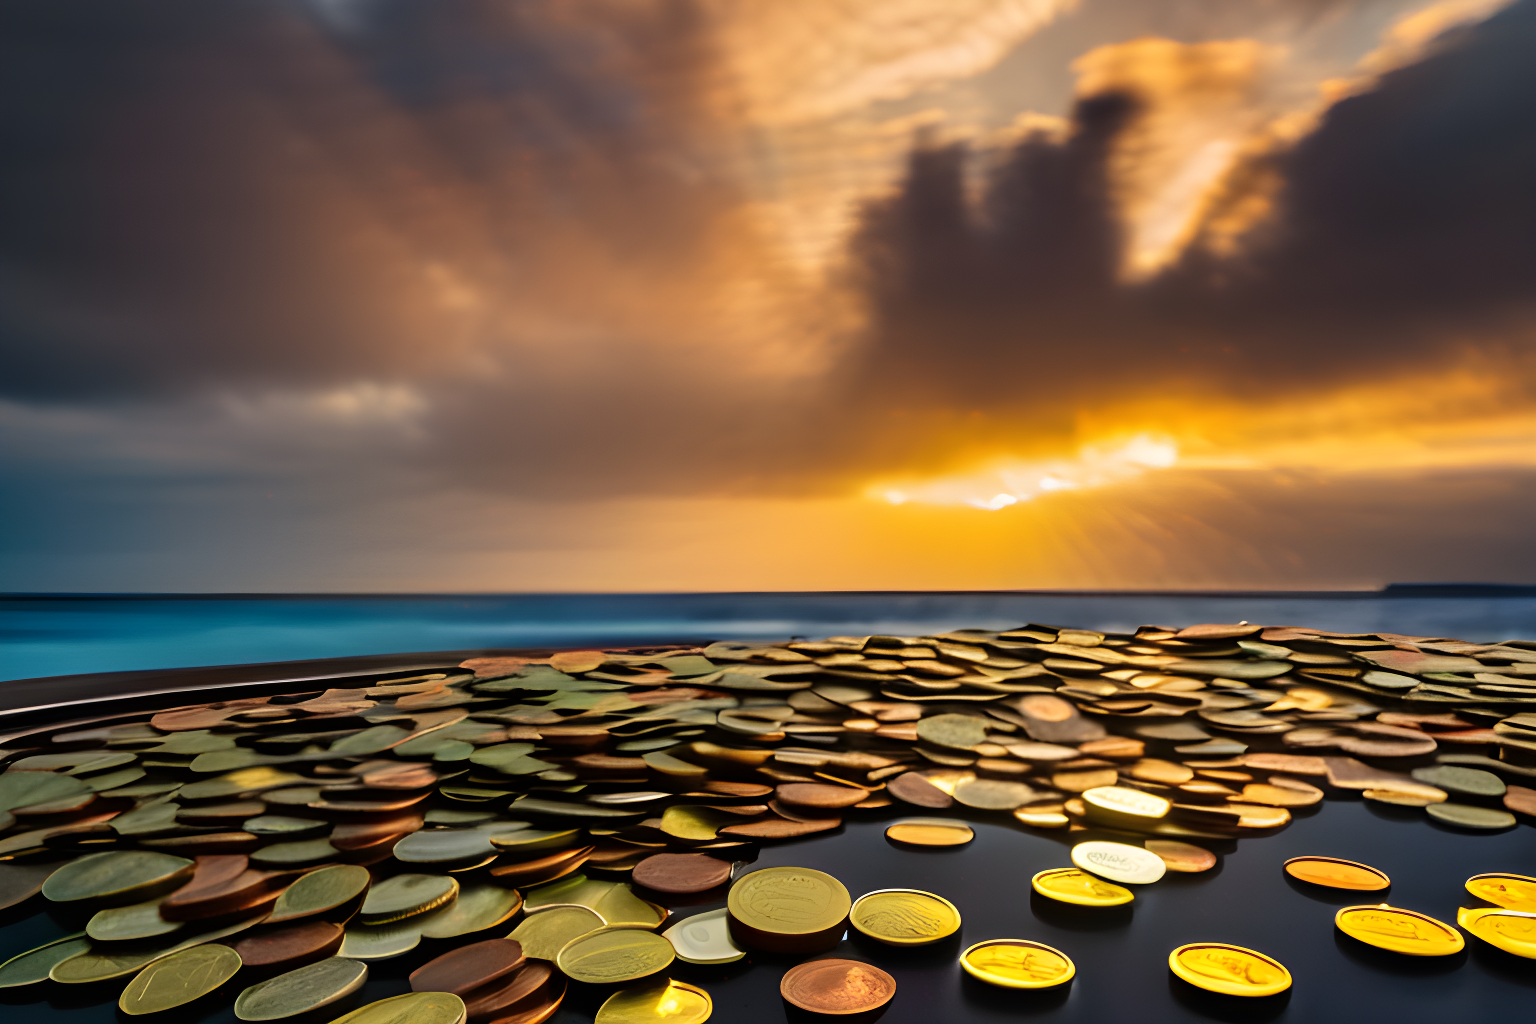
[557, 926, 675, 984]
[1285, 857, 1390, 891]
[884, 820, 974, 846]
[595, 979, 713, 1024]
[1335, 904, 1464, 955]
[1082, 786, 1170, 820]
[1169, 943, 1292, 997]
[1030, 868, 1134, 907]
[1458, 907, 1536, 959]
[1072, 841, 1166, 885]
[960, 939, 1075, 989]
[727, 866, 851, 954]
[1466, 873, 1536, 912]
[849, 889, 961, 946]
[326, 991, 466, 1024]
[120, 944, 242, 1015]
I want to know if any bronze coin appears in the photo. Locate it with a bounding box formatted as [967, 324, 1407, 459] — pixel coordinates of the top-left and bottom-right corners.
[718, 818, 841, 839]
[161, 856, 281, 921]
[1505, 785, 1536, 817]
[767, 800, 844, 825]
[463, 961, 553, 1022]
[0, 862, 57, 911]
[484, 973, 563, 1024]
[703, 781, 773, 799]
[780, 959, 896, 1014]
[331, 814, 425, 851]
[631, 854, 731, 894]
[409, 938, 526, 997]
[488, 847, 594, 885]
[233, 920, 344, 968]
[774, 784, 869, 810]
[886, 773, 953, 809]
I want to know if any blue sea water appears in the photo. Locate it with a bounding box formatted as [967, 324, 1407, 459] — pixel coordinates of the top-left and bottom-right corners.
[5, 590, 1536, 682]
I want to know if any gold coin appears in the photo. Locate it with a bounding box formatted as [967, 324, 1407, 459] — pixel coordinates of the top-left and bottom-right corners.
[0, 933, 89, 989]
[1013, 807, 1070, 829]
[1284, 857, 1390, 891]
[1030, 868, 1134, 907]
[1071, 842, 1166, 885]
[268, 864, 372, 924]
[849, 889, 961, 946]
[1465, 872, 1536, 911]
[359, 874, 457, 924]
[1082, 786, 1170, 820]
[119, 943, 242, 1015]
[1335, 904, 1464, 955]
[595, 979, 712, 1024]
[1168, 943, 1291, 997]
[419, 883, 523, 939]
[51, 914, 265, 983]
[42, 850, 195, 905]
[556, 927, 675, 984]
[326, 991, 466, 1024]
[1458, 907, 1536, 959]
[510, 906, 605, 960]
[884, 819, 974, 846]
[960, 939, 1075, 989]
[235, 956, 370, 1021]
[661, 908, 745, 965]
[727, 867, 851, 954]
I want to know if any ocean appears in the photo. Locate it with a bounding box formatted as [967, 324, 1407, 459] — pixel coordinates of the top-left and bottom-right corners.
[5, 588, 1536, 682]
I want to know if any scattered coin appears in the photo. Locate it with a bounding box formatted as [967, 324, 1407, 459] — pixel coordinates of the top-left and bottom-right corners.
[359, 874, 458, 924]
[410, 938, 525, 996]
[556, 927, 675, 984]
[1335, 904, 1465, 955]
[1284, 857, 1391, 891]
[0, 933, 90, 989]
[1466, 873, 1536, 912]
[88, 898, 183, 941]
[42, 850, 194, 905]
[1458, 907, 1536, 959]
[884, 818, 974, 846]
[631, 854, 731, 894]
[960, 939, 1075, 989]
[234, 956, 369, 1021]
[850, 889, 961, 946]
[780, 959, 896, 1015]
[1168, 943, 1291, 997]
[595, 979, 713, 1024]
[119, 943, 242, 1015]
[1031, 868, 1134, 907]
[327, 991, 466, 1024]
[1145, 841, 1217, 873]
[1072, 842, 1167, 885]
[510, 906, 605, 960]
[233, 920, 345, 968]
[727, 866, 851, 954]
[886, 772, 953, 808]
[419, 883, 524, 939]
[661, 908, 746, 965]
[266, 864, 370, 924]
[1426, 803, 1517, 830]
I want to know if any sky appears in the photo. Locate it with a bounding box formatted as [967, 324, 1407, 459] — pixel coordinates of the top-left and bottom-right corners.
[3, 0, 1535, 592]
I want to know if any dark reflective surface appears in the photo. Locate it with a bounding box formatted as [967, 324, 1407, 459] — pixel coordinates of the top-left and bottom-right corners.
[1, 797, 1530, 1024]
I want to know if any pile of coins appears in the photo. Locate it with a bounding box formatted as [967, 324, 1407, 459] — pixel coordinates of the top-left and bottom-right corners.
[0, 618, 1530, 1020]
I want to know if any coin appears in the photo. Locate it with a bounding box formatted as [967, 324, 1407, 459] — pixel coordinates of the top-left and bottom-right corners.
[774, 783, 869, 810]
[718, 818, 841, 839]
[631, 854, 731, 894]
[1458, 907, 1536, 958]
[849, 889, 961, 946]
[1168, 943, 1291, 997]
[1145, 841, 1217, 873]
[1072, 842, 1167, 884]
[233, 920, 345, 968]
[410, 938, 525, 996]
[51, 914, 265, 983]
[0, 933, 90, 989]
[88, 898, 184, 941]
[267, 864, 371, 924]
[1284, 857, 1390, 891]
[359, 874, 458, 924]
[953, 779, 1034, 810]
[887, 772, 954, 808]
[727, 866, 851, 954]
[508, 906, 604, 959]
[234, 956, 369, 1021]
[1411, 765, 1506, 798]
[419, 883, 524, 938]
[884, 818, 974, 846]
[1031, 868, 1134, 907]
[1426, 803, 1517, 830]
[327, 991, 466, 1024]
[464, 962, 555, 1021]
[0, 861, 60, 911]
[595, 979, 712, 1024]
[119, 943, 242, 1015]
[339, 921, 424, 961]
[42, 850, 195, 905]
[1466, 873, 1536, 911]
[780, 959, 895, 1014]
[960, 939, 1075, 989]
[1082, 786, 1171, 821]
[661, 908, 746, 965]
[557, 927, 675, 984]
[1335, 904, 1465, 955]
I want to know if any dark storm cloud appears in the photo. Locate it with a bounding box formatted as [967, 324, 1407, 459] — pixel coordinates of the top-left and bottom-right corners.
[849, 0, 1536, 411]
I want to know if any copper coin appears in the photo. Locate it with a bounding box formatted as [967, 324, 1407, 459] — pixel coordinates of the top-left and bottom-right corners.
[774, 784, 869, 810]
[1505, 785, 1536, 817]
[488, 847, 594, 885]
[463, 961, 553, 1021]
[703, 780, 774, 799]
[233, 920, 344, 968]
[331, 814, 425, 851]
[410, 938, 526, 997]
[631, 854, 732, 894]
[486, 974, 564, 1024]
[161, 855, 280, 921]
[0, 861, 63, 910]
[780, 959, 896, 1014]
[140, 832, 262, 856]
[768, 800, 845, 824]
[886, 773, 953, 809]
[718, 818, 841, 839]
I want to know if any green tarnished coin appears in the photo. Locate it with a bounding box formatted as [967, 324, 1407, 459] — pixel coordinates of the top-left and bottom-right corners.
[119, 943, 242, 1015]
[253, 839, 341, 867]
[0, 933, 89, 988]
[595, 980, 712, 1024]
[1411, 765, 1507, 798]
[43, 850, 195, 905]
[393, 825, 524, 864]
[51, 915, 265, 983]
[509, 906, 605, 959]
[244, 816, 330, 838]
[1426, 803, 1517, 830]
[0, 770, 90, 812]
[268, 865, 371, 924]
[326, 991, 466, 1024]
[424, 810, 496, 825]
[329, 726, 411, 757]
[83, 767, 148, 793]
[235, 956, 369, 1021]
[359, 874, 457, 924]
[88, 898, 184, 941]
[556, 927, 674, 984]
[507, 797, 642, 820]
[418, 883, 523, 939]
[339, 922, 424, 961]
[915, 714, 988, 751]
[109, 801, 182, 836]
[181, 770, 311, 801]
[488, 828, 577, 854]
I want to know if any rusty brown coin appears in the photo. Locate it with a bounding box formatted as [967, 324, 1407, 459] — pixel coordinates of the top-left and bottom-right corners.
[774, 784, 869, 810]
[161, 856, 280, 921]
[631, 854, 731, 894]
[330, 814, 425, 851]
[886, 773, 953, 809]
[233, 920, 344, 968]
[410, 937, 527, 997]
[463, 961, 553, 1021]
[1504, 785, 1536, 817]
[780, 959, 896, 1015]
[718, 818, 841, 839]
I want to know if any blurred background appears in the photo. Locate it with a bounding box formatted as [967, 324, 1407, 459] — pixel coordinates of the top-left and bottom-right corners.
[4, 0, 1536, 593]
